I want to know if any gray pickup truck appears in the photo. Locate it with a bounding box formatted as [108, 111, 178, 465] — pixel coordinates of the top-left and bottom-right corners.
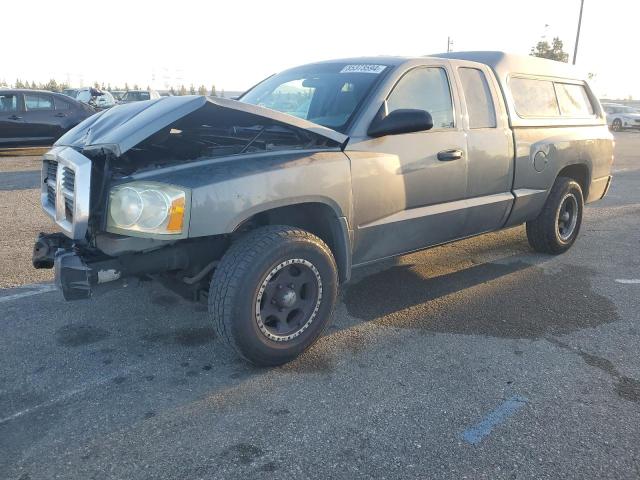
[33, 51, 613, 365]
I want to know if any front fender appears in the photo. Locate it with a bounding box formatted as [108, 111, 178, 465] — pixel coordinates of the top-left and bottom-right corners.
[185, 150, 353, 238]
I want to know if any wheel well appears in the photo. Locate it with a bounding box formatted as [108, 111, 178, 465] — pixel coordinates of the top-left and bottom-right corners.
[558, 164, 590, 198]
[235, 203, 351, 283]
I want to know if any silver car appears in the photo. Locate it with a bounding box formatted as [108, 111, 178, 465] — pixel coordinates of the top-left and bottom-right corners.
[602, 103, 640, 131]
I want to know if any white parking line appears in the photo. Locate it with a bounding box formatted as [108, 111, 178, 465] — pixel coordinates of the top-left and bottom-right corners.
[0, 369, 134, 426]
[0, 283, 57, 303]
[615, 279, 640, 284]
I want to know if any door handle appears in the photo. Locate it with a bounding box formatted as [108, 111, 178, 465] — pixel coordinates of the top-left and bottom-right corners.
[437, 149, 463, 161]
[8, 115, 22, 120]
[54, 112, 66, 117]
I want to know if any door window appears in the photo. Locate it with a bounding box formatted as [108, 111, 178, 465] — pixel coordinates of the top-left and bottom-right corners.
[459, 68, 496, 128]
[54, 97, 71, 110]
[387, 67, 455, 129]
[25, 94, 54, 111]
[0, 94, 18, 112]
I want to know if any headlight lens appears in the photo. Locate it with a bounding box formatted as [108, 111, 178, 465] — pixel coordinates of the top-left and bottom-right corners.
[107, 182, 187, 235]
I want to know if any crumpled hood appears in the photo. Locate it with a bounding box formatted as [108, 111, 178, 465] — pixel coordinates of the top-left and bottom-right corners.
[55, 95, 348, 156]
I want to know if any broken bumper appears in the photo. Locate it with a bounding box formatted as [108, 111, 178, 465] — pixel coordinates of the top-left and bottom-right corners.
[33, 232, 190, 301]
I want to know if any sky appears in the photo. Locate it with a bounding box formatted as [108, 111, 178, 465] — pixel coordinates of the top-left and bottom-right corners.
[2, 0, 638, 98]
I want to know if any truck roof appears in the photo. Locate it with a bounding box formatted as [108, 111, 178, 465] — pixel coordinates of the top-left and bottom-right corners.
[431, 51, 586, 82]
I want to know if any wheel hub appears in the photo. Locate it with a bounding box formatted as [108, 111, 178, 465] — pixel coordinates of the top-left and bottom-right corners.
[275, 287, 297, 308]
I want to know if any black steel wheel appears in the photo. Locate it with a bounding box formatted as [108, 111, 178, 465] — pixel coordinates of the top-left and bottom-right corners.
[209, 225, 338, 366]
[526, 176, 584, 254]
[256, 258, 322, 342]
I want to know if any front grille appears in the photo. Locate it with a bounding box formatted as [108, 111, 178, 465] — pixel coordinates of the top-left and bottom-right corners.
[61, 167, 75, 223]
[62, 167, 75, 191]
[44, 159, 58, 208]
[40, 147, 91, 240]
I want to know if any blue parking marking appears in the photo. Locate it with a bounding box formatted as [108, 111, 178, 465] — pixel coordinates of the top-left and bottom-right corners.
[461, 395, 528, 445]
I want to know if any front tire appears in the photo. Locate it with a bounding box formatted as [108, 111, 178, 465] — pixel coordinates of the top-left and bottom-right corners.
[209, 225, 338, 366]
[526, 176, 584, 254]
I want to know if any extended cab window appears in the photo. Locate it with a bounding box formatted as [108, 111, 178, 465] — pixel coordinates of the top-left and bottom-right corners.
[510, 77, 559, 117]
[459, 67, 496, 128]
[24, 94, 53, 111]
[387, 67, 454, 129]
[0, 94, 18, 112]
[554, 83, 594, 116]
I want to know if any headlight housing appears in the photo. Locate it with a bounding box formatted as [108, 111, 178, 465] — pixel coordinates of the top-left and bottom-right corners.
[107, 182, 189, 237]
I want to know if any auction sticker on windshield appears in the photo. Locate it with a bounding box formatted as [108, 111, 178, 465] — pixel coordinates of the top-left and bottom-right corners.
[340, 64, 387, 74]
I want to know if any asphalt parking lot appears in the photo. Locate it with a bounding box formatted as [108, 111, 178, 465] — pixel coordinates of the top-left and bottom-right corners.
[1, 135, 639, 479]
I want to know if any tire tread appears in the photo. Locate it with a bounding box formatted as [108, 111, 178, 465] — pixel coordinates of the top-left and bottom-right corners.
[208, 225, 336, 362]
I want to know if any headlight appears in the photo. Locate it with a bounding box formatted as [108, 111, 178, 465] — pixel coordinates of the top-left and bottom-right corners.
[107, 182, 188, 236]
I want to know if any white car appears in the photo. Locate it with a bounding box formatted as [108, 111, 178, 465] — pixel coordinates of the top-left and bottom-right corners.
[602, 103, 640, 132]
[119, 90, 161, 103]
[68, 87, 116, 110]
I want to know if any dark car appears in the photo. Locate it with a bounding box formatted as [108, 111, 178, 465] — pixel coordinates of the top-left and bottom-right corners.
[0, 89, 95, 147]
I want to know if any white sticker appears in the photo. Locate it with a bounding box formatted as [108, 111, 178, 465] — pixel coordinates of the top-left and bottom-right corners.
[340, 64, 387, 74]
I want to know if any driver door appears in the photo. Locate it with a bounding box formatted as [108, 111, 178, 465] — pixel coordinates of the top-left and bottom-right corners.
[347, 64, 468, 265]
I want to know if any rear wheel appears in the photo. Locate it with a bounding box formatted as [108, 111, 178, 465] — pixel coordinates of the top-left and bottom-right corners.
[612, 118, 623, 132]
[209, 225, 338, 366]
[526, 176, 584, 254]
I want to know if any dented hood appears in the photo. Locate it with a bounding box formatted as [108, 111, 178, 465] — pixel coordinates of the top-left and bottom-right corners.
[55, 95, 348, 156]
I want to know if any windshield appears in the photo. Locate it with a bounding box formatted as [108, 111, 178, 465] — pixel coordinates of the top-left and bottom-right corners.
[240, 62, 389, 132]
[123, 91, 151, 101]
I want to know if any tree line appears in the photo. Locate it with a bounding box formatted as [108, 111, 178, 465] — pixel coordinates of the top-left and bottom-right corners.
[0, 78, 224, 97]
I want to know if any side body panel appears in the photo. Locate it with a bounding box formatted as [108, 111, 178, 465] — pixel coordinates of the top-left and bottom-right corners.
[126, 149, 354, 238]
[504, 124, 613, 227]
[448, 60, 515, 237]
[345, 59, 469, 265]
[345, 58, 517, 266]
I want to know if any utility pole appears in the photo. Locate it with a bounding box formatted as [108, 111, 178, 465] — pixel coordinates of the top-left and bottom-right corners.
[447, 36, 453, 53]
[573, 0, 584, 65]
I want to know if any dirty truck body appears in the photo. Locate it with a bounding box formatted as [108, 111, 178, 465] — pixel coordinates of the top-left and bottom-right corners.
[34, 52, 613, 365]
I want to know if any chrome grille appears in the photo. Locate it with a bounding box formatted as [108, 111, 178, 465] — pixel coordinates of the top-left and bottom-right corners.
[44, 159, 58, 207]
[62, 167, 75, 191]
[61, 167, 75, 223]
[41, 147, 91, 240]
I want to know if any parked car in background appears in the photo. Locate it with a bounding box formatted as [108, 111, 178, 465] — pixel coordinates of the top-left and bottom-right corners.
[119, 90, 161, 103]
[33, 52, 613, 366]
[75, 88, 116, 110]
[62, 88, 79, 98]
[110, 90, 126, 101]
[0, 89, 94, 147]
[602, 103, 640, 131]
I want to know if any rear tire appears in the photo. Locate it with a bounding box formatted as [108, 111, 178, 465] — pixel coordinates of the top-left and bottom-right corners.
[209, 225, 338, 366]
[526, 176, 584, 254]
[612, 118, 622, 132]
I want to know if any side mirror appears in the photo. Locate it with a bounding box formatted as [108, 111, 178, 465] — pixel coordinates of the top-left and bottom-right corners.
[368, 108, 433, 137]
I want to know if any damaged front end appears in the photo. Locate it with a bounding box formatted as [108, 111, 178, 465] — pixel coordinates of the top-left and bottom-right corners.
[33, 95, 347, 301]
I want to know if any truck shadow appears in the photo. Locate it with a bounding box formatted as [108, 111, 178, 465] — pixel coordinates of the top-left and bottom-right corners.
[343, 255, 619, 339]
